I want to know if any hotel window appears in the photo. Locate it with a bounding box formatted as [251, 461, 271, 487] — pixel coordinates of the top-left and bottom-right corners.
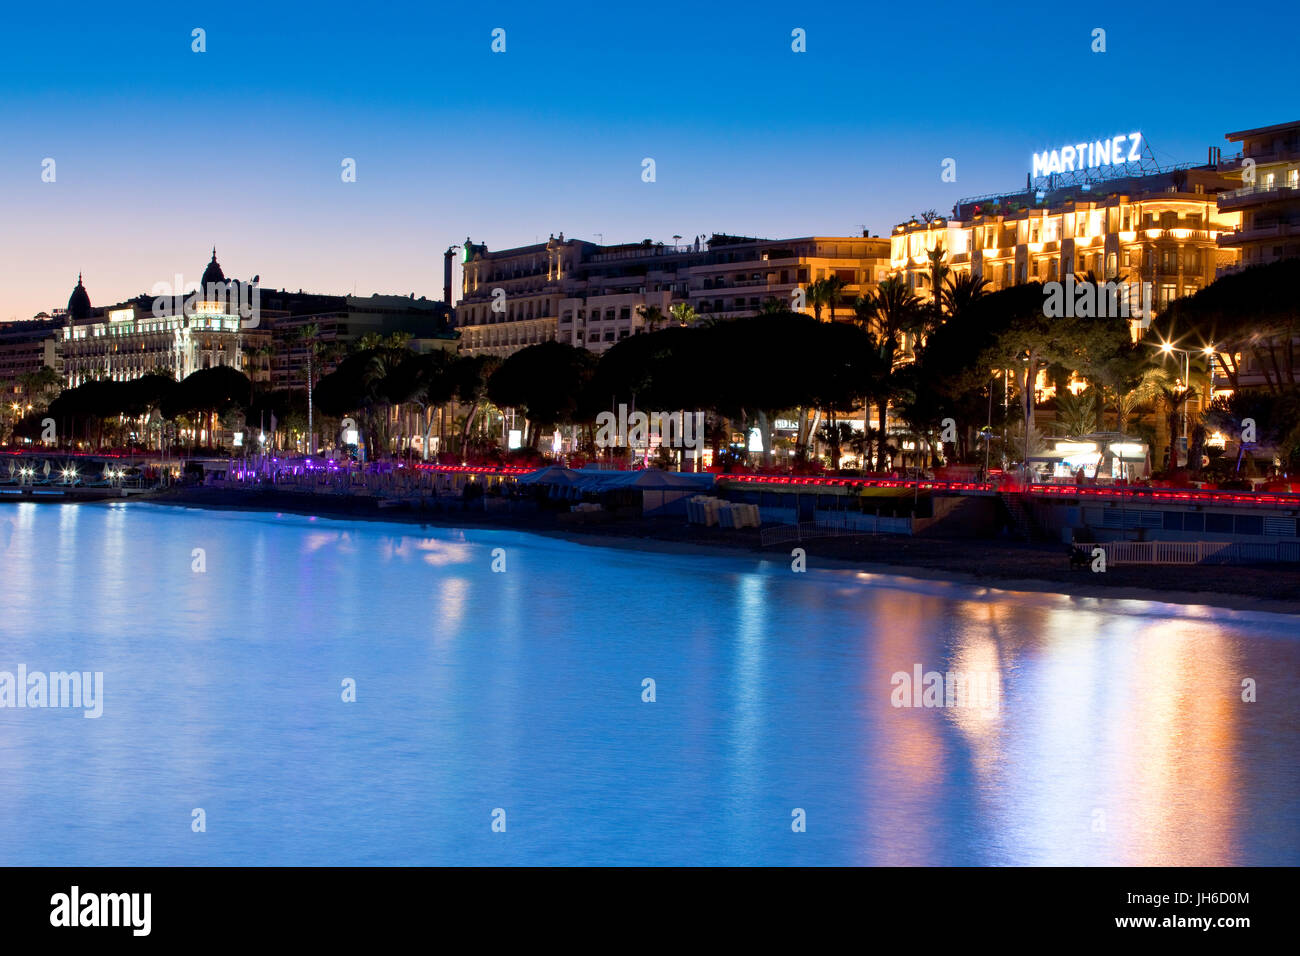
[1106, 253, 1118, 278]
[1002, 264, 1012, 286]
[1048, 259, 1058, 281]
[1158, 283, 1177, 310]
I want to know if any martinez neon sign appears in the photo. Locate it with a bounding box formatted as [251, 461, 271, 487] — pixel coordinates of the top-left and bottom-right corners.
[1032, 132, 1142, 178]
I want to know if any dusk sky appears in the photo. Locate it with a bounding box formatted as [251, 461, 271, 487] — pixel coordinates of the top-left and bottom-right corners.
[1, 0, 1295, 320]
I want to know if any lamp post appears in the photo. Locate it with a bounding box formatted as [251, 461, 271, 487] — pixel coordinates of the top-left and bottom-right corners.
[1156, 341, 1213, 466]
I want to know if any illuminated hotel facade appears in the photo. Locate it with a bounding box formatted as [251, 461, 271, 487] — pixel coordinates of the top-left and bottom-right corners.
[454, 233, 891, 357]
[890, 164, 1240, 339]
[56, 252, 454, 390]
[60, 254, 265, 388]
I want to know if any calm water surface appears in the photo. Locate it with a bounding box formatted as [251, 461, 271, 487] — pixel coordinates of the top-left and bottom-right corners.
[0, 501, 1296, 865]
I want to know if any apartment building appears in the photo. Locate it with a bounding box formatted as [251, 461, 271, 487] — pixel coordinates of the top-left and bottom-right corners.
[453, 232, 891, 357]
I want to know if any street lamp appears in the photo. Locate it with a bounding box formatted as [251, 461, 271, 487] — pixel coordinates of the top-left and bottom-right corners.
[1155, 340, 1207, 463]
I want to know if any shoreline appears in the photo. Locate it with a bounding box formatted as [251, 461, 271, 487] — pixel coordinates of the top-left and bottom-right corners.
[47, 487, 1300, 615]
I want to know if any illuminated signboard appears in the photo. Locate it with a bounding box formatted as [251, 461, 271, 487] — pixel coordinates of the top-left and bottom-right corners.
[108, 308, 134, 322]
[1032, 132, 1142, 178]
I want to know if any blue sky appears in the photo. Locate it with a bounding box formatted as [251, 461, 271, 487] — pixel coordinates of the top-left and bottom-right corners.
[1, 0, 1296, 319]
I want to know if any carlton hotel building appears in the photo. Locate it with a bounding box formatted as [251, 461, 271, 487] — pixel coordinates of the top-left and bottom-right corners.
[60, 251, 267, 388]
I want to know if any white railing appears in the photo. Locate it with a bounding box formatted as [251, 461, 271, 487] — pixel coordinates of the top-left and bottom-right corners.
[1093, 540, 1300, 565]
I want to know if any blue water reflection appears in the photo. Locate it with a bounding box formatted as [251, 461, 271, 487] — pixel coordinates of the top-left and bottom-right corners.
[0, 501, 1295, 865]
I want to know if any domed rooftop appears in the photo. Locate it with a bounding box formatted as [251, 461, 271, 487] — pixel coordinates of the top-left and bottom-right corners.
[201, 247, 226, 288]
[67, 273, 91, 321]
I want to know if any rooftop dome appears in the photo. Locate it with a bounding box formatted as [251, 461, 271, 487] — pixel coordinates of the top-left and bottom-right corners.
[201, 247, 226, 288]
[67, 273, 91, 321]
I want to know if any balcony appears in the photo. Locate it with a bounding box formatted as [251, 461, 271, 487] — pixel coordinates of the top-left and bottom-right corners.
[1216, 181, 1300, 209]
[1218, 221, 1299, 245]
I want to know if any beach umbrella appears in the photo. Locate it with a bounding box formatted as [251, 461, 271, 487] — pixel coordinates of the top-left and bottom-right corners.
[6, 461, 13, 478]
[1142, 448, 1152, 479]
[42, 461, 51, 478]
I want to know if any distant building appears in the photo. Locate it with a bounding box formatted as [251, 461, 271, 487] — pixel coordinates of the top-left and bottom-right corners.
[267, 292, 455, 391]
[453, 232, 891, 358]
[55, 251, 455, 390]
[1217, 119, 1300, 270]
[61, 254, 263, 387]
[0, 316, 62, 405]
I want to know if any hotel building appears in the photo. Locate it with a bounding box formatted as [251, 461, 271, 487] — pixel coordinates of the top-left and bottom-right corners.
[1217, 119, 1300, 270]
[61, 255, 267, 388]
[890, 164, 1240, 339]
[453, 233, 891, 357]
[57, 252, 455, 390]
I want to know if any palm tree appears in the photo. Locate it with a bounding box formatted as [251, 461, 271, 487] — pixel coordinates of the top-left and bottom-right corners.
[295, 323, 321, 454]
[669, 303, 699, 327]
[924, 243, 950, 320]
[1111, 367, 1164, 434]
[759, 297, 787, 315]
[1160, 384, 1198, 469]
[854, 278, 923, 468]
[1053, 389, 1098, 437]
[805, 277, 831, 322]
[18, 367, 59, 410]
[940, 273, 990, 322]
[823, 274, 847, 323]
[636, 304, 666, 332]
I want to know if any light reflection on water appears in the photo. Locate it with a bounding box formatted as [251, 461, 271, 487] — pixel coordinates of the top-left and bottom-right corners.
[0, 501, 1295, 866]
